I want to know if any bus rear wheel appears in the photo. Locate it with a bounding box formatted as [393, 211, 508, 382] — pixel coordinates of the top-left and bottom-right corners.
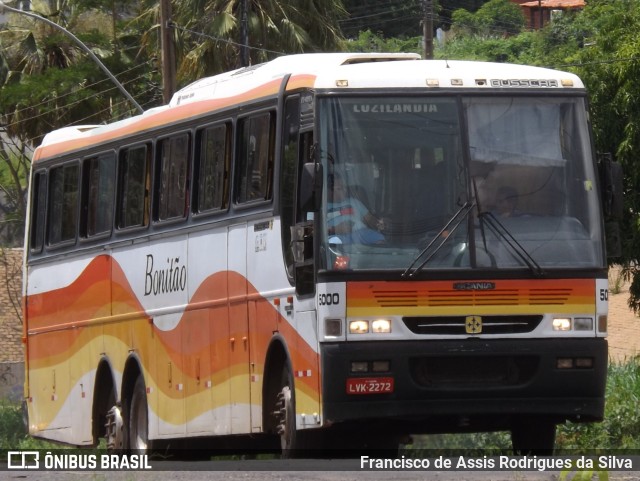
[128, 375, 151, 453]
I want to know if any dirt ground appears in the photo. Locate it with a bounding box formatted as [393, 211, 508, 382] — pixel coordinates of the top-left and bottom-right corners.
[608, 267, 640, 364]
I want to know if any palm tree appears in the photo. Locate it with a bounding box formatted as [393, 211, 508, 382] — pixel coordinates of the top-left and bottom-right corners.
[133, 0, 347, 87]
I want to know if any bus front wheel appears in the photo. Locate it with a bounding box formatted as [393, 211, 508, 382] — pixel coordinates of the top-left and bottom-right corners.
[275, 367, 298, 456]
[511, 417, 556, 455]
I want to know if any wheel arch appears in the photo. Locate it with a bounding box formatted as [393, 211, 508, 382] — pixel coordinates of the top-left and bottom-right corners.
[262, 334, 293, 433]
[121, 354, 144, 417]
[91, 356, 117, 445]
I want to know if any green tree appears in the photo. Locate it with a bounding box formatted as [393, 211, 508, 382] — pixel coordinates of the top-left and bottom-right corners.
[451, 0, 525, 37]
[343, 30, 422, 54]
[131, 0, 347, 86]
[0, 0, 150, 245]
[340, 0, 422, 39]
[564, 0, 640, 312]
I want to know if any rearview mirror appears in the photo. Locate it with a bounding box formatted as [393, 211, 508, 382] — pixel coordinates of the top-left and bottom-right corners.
[299, 162, 323, 213]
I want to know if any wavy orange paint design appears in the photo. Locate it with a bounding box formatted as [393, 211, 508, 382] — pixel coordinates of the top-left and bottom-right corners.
[25, 255, 319, 406]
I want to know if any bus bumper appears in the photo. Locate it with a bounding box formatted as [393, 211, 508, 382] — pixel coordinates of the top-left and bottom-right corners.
[320, 338, 607, 432]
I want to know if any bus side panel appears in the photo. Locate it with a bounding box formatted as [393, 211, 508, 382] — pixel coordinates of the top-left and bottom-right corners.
[228, 223, 251, 434]
[246, 218, 322, 432]
[26, 254, 111, 445]
[187, 228, 230, 435]
[112, 239, 190, 439]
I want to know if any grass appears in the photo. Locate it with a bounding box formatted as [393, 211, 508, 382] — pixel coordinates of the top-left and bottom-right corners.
[408, 359, 640, 453]
[2, 360, 640, 454]
[0, 402, 59, 451]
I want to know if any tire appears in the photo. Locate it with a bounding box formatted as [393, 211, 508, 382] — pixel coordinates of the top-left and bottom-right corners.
[128, 375, 151, 453]
[511, 418, 556, 455]
[275, 366, 298, 457]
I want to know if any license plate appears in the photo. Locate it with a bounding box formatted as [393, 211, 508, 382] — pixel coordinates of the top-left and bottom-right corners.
[346, 377, 394, 395]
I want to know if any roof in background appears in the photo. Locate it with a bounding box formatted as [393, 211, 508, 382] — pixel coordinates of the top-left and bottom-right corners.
[520, 0, 585, 8]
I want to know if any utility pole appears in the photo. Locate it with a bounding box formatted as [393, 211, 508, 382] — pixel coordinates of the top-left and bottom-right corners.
[240, 0, 249, 67]
[538, 0, 544, 29]
[423, 0, 434, 60]
[160, 0, 177, 104]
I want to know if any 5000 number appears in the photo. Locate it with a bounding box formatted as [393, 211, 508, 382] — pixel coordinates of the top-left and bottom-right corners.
[318, 293, 340, 306]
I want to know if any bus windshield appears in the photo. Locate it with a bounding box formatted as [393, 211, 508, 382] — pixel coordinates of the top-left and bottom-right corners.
[318, 95, 604, 272]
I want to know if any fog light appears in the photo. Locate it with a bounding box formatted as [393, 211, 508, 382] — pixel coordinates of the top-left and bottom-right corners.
[349, 320, 369, 334]
[557, 358, 574, 369]
[574, 318, 593, 331]
[325, 318, 342, 337]
[372, 360, 390, 372]
[351, 361, 368, 373]
[575, 357, 594, 368]
[371, 319, 391, 333]
[553, 318, 572, 331]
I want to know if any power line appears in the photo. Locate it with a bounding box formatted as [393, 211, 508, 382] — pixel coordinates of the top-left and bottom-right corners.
[171, 22, 286, 57]
[2, 72, 154, 133]
[2, 61, 154, 120]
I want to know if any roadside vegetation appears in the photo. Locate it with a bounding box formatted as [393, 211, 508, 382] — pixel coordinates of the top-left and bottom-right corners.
[411, 359, 640, 453]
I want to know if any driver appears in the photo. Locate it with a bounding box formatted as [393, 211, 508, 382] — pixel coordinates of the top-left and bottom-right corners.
[327, 174, 385, 245]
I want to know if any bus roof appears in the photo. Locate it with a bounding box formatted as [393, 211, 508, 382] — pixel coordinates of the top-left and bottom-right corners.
[33, 53, 584, 164]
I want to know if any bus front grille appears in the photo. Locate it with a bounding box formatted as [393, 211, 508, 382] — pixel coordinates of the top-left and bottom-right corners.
[402, 315, 544, 335]
[409, 355, 539, 388]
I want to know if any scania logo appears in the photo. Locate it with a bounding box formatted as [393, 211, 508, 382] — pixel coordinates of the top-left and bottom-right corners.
[453, 282, 496, 291]
[465, 316, 483, 334]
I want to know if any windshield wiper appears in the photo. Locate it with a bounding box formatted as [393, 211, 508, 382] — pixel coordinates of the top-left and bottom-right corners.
[478, 211, 545, 277]
[402, 201, 475, 278]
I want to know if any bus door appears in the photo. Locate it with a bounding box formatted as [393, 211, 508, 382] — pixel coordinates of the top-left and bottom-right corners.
[228, 223, 251, 433]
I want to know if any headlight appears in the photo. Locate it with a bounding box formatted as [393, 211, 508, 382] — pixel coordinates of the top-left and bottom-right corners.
[552, 317, 571, 331]
[371, 319, 392, 333]
[349, 320, 369, 334]
[348, 319, 392, 334]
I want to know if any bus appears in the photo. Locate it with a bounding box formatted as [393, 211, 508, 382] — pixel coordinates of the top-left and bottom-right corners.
[23, 53, 621, 456]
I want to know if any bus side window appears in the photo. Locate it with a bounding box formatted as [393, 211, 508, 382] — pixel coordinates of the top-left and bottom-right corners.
[29, 171, 47, 253]
[81, 153, 115, 238]
[117, 144, 151, 230]
[236, 111, 275, 204]
[193, 123, 230, 214]
[155, 133, 191, 222]
[47, 162, 79, 246]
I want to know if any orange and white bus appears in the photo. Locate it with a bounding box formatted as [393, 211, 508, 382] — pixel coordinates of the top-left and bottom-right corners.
[23, 53, 618, 455]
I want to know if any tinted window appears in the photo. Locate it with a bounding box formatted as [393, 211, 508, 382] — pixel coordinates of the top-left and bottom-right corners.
[29, 171, 47, 252]
[156, 133, 190, 221]
[195, 124, 230, 214]
[48, 163, 79, 245]
[82, 153, 115, 237]
[117, 145, 150, 229]
[236, 112, 274, 204]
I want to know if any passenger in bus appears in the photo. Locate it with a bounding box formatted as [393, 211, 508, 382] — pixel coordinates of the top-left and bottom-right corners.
[327, 174, 385, 245]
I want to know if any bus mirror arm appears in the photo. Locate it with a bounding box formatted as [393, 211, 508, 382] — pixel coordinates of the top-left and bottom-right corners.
[598, 152, 624, 220]
[598, 153, 624, 258]
[300, 162, 323, 213]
